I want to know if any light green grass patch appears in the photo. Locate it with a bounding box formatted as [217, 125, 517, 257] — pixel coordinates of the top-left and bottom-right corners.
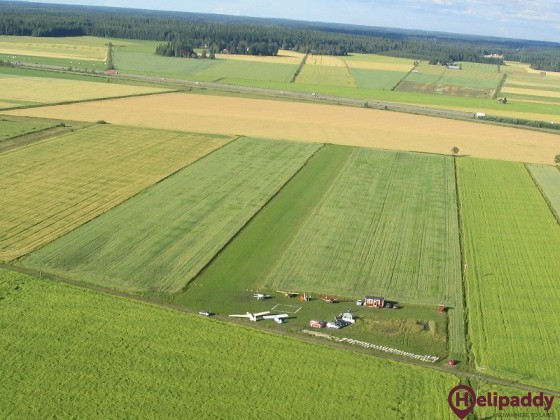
[527, 164, 560, 221]
[194, 59, 297, 82]
[263, 148, 461, 305]
[296, 64, 356, 87]
[350, 68, 406, 90]
[457, 158, 560, 389]
[0, 268, 459, 418]
[23, 138, 321, 295]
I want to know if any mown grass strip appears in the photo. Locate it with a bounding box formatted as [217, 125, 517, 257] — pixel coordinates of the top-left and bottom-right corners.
[0, 115, 57, 141]
[174, 144, 352, 309]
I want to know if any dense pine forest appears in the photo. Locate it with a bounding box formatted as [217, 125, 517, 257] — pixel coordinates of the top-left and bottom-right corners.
[1, 1, 560, 70]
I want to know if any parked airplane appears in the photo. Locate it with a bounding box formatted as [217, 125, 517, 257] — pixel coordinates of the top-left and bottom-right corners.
[276, 290, 299, 298]
[253, 293, 271, 300]
[262, 313, 289, 324]
[228, 311, 288, 323]
[229, 311, 270, 322]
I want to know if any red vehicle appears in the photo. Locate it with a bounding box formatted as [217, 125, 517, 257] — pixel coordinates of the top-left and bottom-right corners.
[309, 320, 326, 329]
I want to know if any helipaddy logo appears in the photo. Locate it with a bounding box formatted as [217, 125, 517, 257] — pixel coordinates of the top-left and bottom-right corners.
[448, 384, 555, 419]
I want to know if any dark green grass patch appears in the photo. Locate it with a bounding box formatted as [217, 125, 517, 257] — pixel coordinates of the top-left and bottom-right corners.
[0, 115, 57, 141]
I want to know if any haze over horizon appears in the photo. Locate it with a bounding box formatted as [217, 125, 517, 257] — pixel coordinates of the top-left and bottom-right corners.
[4, 0, 560, 43]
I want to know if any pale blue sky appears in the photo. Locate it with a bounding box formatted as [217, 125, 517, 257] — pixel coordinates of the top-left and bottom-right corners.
[9, 0, 560, 42]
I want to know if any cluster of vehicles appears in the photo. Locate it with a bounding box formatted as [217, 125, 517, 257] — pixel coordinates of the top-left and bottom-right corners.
[309, 311, 356, 329]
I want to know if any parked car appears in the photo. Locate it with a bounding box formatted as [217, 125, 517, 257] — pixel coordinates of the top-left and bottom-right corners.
[309, 320, 326, 328]
[198, 311, 213, 317]
[327, 320, 347, 329]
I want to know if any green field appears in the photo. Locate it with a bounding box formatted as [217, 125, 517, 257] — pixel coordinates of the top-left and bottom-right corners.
[0, 268, 459, 418]
[263, 148, 461, 304]
[23, 138, 321, 294]
[350, 68, 406, 90]
[0, 115, 57, 141]
[0, 125, 229, 261]
[457, 158, 560, 388]
[175, 145, 452, 359]
[195, 60, 297, 82]
[527, 164, 560, 221]
[396, 62, 502, 97]
[113, 40, 298, 82]
[296, 64, 356, 87]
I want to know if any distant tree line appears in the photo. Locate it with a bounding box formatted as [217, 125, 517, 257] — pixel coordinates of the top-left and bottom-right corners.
[2, 2, 560, 69]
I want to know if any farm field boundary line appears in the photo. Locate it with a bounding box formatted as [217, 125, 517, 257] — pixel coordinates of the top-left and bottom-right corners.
[12, 134, 240, 263]
[6, 62, 560, 136]
[453, 156, 473, 367]
[1, 261, 557, 397]
[0, 89, 178, 111]
[0, 121, 91, 154]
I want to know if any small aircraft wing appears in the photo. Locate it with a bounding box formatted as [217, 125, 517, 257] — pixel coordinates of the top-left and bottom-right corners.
[253, 311, 271, 317]
[262, 313, 288, 320]
[229, 314, 251, 318]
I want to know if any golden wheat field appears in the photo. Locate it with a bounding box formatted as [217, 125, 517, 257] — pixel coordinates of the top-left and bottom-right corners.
[6, 92, 560, 164]
[306, 54, 346, 67]
[216, 49, 304, 64]
[0, 36, 111, 61]
[343, 54, 414, 72]
[0, 124, 230, 261]
[0, 74, 168, 108]
[501, 86, 560, 99]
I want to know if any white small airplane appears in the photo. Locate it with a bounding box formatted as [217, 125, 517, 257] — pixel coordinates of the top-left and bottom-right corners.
[228, 312, 288, 323]
[229, 311, 270, 322]
[253, 293, 271, 300]
[262, 313, 289, 324]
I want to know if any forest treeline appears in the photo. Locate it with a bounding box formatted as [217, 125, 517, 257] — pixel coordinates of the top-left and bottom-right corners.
[1, 2, 560, 70]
